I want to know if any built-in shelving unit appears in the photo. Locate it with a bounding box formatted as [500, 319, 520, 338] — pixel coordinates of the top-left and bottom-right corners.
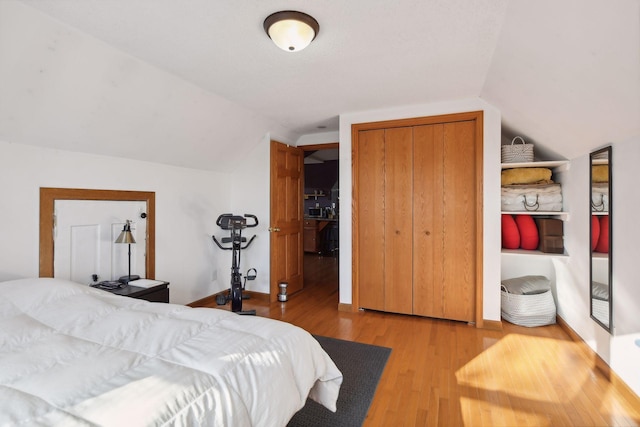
[501, 159, 570, 256]
[505, 210, 570, 220]
[501, 160, 570, 171]
[501, 248, 568, 257]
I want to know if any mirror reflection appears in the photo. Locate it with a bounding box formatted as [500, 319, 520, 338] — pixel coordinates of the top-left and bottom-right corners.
[590, 146, 612, 332]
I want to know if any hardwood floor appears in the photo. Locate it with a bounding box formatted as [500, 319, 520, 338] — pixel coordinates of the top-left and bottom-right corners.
[194, 254, 640, 426]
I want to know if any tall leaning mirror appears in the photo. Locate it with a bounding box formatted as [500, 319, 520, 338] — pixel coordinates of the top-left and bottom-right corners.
[590, 146, 612, 332]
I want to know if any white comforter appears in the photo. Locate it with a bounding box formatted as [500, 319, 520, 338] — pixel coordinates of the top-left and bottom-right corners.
[0, 278, 342, 426]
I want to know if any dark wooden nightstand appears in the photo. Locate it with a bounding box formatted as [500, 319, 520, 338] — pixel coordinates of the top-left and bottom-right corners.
[109, 281, 170, 303]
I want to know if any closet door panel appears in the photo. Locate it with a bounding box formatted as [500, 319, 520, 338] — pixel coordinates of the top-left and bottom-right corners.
[384, 127, 414, 314]
[412, 124, 445, 317]
[356, 129, 386, 311]
[353, 112, 481, 321]
[441, 120, 477, 322]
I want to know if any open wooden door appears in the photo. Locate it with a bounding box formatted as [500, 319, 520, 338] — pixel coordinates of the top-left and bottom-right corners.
[269, 141, 304, 302]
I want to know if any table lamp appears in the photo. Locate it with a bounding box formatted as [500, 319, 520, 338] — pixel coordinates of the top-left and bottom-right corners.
[115, 220, 139, 284]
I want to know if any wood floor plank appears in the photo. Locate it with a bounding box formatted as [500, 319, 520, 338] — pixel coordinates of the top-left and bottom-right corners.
[194, 254, 640, 426]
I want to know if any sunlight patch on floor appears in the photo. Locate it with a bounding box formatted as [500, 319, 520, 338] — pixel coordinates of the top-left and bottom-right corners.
[459, 395, 552, 427]
[455, 333, 586, 402]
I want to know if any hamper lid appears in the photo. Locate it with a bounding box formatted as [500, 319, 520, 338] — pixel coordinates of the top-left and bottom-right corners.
[501, 275, 551, 295]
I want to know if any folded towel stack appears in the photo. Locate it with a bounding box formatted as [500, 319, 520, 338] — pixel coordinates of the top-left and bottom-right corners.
[592, 165, 609, 183]
[591, 182, 609, 212]
[501, 183, 563, 212]
[501, 167, 552, 186]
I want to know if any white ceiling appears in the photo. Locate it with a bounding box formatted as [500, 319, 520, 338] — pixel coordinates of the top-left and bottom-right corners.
[2, 0, 639, 170]
[14, 0, 508, 135]
[482, 0, 640, 160]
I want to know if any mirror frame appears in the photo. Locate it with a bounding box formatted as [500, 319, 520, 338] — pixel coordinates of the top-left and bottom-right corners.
[589, 146, 612, 333]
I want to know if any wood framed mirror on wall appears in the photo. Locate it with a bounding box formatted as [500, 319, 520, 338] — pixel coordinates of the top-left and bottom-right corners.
[590, 146, 612, 333]
[39, 188, 156, 280]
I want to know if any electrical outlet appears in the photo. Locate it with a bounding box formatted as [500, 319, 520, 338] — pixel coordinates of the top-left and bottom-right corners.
[211, 269, 217, 281]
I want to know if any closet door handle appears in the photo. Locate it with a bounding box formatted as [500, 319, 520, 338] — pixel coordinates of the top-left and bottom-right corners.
[269, 227, 281, 232]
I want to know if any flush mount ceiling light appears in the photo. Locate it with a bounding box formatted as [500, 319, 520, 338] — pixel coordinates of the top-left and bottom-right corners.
[263, 10, 319, 52]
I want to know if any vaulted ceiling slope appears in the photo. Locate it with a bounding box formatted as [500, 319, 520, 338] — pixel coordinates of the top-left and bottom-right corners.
[482, 0, 640, 160]
[0, 0, 638, 172]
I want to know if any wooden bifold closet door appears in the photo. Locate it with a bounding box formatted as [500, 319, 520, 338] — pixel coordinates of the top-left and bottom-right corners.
[354, 113, 481, 323]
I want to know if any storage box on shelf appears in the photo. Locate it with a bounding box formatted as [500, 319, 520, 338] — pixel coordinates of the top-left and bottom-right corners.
[535, 218, 564, 254]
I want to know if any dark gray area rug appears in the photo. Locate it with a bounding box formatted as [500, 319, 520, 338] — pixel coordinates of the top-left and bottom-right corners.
[287, 335, 392, 427]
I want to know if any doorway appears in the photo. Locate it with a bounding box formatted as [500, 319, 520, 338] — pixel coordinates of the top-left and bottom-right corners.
[268, 142, 339, 302]
[302, 143, 339, 293]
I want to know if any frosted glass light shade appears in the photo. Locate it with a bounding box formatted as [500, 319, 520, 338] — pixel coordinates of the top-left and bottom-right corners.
[264, 11, 319, 52]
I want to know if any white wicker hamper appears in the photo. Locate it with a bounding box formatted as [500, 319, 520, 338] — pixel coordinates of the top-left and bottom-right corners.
[501, 286, 556, 327]
[591, 298, 609, 323]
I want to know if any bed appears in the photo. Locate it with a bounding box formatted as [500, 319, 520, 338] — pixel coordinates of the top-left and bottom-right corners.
[0, 278, 342, 426]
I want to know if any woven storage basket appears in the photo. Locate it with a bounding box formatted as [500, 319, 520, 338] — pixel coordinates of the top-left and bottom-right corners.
[501, 287, 556, 327]
[501, 136, 534, 163]
[592, 298, 609, 324]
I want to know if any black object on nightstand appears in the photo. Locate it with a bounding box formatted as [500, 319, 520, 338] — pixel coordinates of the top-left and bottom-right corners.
[108, 281, 170, 303]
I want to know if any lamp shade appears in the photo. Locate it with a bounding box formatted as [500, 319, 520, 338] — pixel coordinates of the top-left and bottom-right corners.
[115, 220, 136, 244]
[264, 11, 319, 52]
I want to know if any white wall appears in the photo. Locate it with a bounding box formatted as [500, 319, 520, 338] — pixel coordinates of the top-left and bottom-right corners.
[0, 1, 298, 174]
[0, 140, 234, 305]
[227, 133, 272, 294]
[338, 98, 503, 322]
[0, 1, 295, 304]
[553, 138, 640, 396]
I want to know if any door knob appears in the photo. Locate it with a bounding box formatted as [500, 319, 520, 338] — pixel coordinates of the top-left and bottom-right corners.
[269, 227, 281, 232]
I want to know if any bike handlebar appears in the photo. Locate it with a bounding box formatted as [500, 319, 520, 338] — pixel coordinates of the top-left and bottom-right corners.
[215, 213, 259, 229]
[243, 214, 258, 227]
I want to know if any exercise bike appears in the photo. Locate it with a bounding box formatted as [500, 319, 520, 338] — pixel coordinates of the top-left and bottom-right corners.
[212, 213, 258, 315]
